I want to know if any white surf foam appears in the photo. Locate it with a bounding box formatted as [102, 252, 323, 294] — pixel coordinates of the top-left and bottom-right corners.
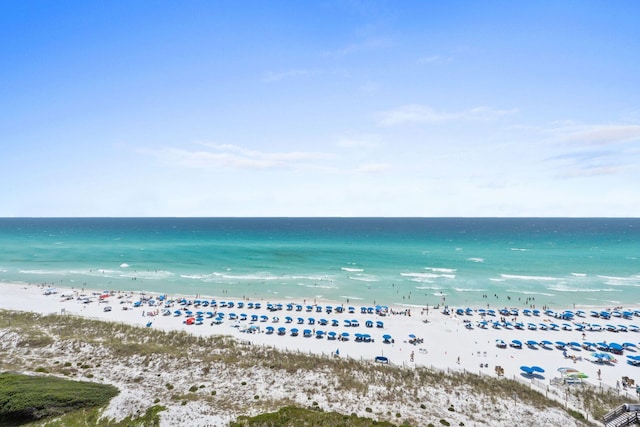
[500, 274, 559, 281]
[467, 257, 484, 263]
[341, 267, 364, 272]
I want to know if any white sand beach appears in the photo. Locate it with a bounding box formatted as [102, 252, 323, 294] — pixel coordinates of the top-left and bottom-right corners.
[2, 281, 639, 425]
[3, 281, 639, 392]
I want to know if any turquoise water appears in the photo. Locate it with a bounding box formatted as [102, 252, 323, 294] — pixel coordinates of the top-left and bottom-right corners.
[0, 218, 638, 309]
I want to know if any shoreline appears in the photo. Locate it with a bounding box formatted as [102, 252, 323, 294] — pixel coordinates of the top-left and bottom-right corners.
[2, 281, 640, 396]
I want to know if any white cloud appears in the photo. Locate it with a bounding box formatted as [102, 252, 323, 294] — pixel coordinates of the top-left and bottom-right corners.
[353, 163, 390, 173]
[554, 124, 640, 146]
[140, 143, 334, 171]
[263, 68, 321, 82]
[335, 134, 381, 149]
[417, 55, 452, 64]
[323, 37, 392, 57]
[378, 104, 517, 126]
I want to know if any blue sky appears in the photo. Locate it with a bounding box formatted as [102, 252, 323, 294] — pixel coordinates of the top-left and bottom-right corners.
[2, 1, 639, 217]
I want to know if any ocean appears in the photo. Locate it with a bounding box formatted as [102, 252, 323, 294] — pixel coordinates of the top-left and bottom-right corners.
[0, 218, 638, 309]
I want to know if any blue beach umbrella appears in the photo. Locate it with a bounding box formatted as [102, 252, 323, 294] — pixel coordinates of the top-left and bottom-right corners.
[520, 366, 534, 375]
[609, 343, 624, 352]
[531, 366, 545, 373]
[540, 340, 553, 348]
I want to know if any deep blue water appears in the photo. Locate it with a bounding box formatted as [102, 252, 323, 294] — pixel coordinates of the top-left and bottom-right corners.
[0, 218, 638, 308]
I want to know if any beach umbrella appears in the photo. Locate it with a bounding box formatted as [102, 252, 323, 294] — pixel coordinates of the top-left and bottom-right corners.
[568, 341, 581, 348]
[531, 366, 545, 373]
[520, 366, 534, 375]
[557, 367, 578, 374]
[555, 341, 566, 348]
[568, 372, 588, 379]
[540, 340, 553, 347]
[624, 342, 637, 348]
[526, 340, 538, 347]
[609, 343, 624, 351]
[409, 334, 416, 339]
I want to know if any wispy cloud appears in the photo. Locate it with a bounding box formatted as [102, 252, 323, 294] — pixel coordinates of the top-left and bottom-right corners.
[378, 104, 517, 126]
[141, 143, 334, 171]
[336, 134, 381, 149]
[323, 37, 392, 57]
[546, 147, 631, 178]
[553, 124, 640, 146]
[417, 55, 452, 64]
[353, 163, 390, 174]
[263, 68, 321, 82]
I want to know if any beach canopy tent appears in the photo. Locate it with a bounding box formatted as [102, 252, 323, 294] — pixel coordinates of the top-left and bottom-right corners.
[303, 329, 312, 337]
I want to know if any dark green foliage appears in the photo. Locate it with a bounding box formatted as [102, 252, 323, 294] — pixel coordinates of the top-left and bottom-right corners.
[0, 372, 118, 424]
[231, 406, 403, 426]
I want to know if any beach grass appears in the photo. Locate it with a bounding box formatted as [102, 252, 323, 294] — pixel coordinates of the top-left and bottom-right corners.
[0, 372, 119, 424]
[230, 406, 405, 426]
[0, 309, 626, 425]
